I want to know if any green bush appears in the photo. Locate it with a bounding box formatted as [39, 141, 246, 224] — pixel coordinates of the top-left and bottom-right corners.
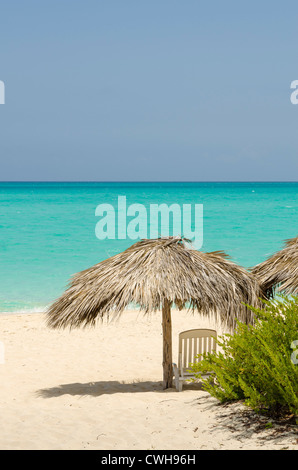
[190, 296, 298, 417]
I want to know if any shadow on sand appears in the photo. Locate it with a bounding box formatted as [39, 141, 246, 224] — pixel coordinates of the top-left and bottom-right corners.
[37, 380, 204, 398]
[37, 381, 297, 448]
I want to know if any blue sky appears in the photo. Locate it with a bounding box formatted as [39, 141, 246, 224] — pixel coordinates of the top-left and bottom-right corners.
[0, 0, 297, 181]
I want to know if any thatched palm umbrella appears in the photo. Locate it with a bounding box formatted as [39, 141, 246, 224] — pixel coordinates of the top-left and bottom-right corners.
[251, 236, 298, 299]
[47, 237, 264, 389]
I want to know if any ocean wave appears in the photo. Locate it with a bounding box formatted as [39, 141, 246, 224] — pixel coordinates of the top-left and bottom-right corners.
[0, 305, 49, 315]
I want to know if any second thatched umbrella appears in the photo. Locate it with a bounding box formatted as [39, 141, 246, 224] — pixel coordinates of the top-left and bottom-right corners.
[47, 237, 264, 389]
[251, 236, 298, 299]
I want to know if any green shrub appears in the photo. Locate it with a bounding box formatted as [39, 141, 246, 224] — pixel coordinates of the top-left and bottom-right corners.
[190, 296, 298, 417]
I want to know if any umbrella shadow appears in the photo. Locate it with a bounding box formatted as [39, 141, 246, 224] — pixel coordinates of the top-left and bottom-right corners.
[37, 380, 204, 398]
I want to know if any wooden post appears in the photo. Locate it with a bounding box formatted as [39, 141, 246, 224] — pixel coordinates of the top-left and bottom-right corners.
[162, 298, 173, 389]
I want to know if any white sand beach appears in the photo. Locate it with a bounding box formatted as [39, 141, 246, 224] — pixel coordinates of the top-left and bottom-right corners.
[0, 309, 297, 450]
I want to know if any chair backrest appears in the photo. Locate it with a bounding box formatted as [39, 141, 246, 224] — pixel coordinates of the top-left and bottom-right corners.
[178, 329, 217, 372]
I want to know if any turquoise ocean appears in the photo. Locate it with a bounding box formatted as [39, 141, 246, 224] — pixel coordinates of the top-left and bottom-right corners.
[0, 182, 297, 313]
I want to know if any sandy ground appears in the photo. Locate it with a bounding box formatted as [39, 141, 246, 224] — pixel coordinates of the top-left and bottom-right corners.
[0, 309, 297, 450]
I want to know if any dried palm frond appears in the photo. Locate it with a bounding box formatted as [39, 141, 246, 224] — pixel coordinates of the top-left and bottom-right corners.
[47, 237, 264, 330]
[251, 236, 298, 298]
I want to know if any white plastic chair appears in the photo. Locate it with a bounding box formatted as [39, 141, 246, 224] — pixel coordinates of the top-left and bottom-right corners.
[172, 328, 217, 391]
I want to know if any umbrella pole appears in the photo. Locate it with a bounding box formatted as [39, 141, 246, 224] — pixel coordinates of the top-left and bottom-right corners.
[162, 298, 173, 389]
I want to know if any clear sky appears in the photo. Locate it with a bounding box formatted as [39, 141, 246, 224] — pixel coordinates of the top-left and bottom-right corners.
[0, 0, 297, 181]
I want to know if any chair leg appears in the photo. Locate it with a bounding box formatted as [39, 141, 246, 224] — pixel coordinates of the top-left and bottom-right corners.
[172, 363, 180, 391]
